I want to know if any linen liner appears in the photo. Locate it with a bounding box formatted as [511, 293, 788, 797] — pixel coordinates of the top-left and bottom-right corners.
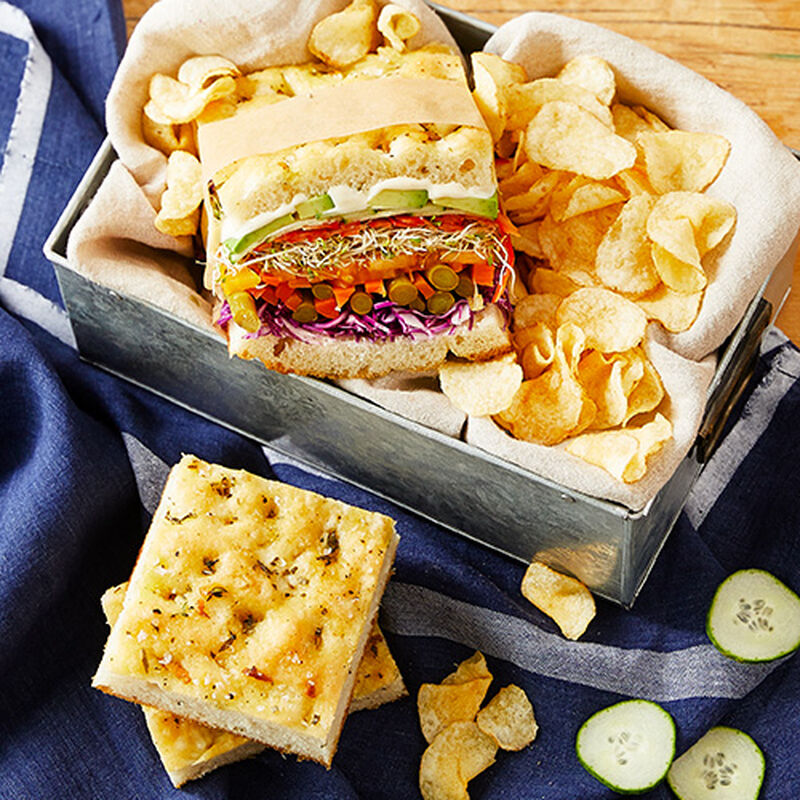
[65, 0, 800, 511]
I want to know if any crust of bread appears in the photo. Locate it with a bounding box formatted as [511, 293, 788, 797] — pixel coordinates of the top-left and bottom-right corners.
[93, 456, 399, 768]
[226, 304, 512, 379]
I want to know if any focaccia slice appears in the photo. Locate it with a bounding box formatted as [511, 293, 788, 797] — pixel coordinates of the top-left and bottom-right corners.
[101, 583, 406, 787]
[93, 455, 399, 768]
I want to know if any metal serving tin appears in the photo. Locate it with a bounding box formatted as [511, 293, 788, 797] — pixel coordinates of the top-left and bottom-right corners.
[43, 5, 797, 607]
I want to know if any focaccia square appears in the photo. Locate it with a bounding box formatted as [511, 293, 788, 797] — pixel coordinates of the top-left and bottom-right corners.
[93, 455, 399, 767]
[101, 582, 406, 787]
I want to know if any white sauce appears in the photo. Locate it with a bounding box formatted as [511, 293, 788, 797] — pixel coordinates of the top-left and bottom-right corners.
[221, 178, 497, 243]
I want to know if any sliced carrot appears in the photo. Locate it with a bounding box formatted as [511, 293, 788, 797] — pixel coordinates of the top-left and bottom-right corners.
[497, 210, 519, 237]
[275, 282, 294, 303]
[283, 291, 302, 311]
[314, 296, 339, 319]
[363, 278, 386, 296]
[412, 272, 435, 299]
[288, 277, 312, 289]
[472, 262, 495, 286]
[251, 285, 277, 305]
[332, 284, 355, 308]
[491, 269, 511, 303]
[259, 272, 284, 287]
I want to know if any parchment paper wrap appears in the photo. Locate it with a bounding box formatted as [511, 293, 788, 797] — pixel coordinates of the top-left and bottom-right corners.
[65, 1, 800, 511]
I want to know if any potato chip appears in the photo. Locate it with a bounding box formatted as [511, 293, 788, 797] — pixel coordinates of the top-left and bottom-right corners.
[648, 191, 736, 258]
[651, 242, 707, 293]
[513, 293, 561, 330]
[472, 51, 527, 89]
[439, 354, 523, 417]
[556, 288, 648, 352]
[177, 55, 239, 92]
[555, 181, 627, 222]
[623, 358, 665, 424]
[632, 104, 671, 132]
[476, 685, 538, 751]
[418, 679, 492, 744]
[529, 267, 581, 297]
[636, 283, 703, 332]
[637, 130, 730, 193]
[510, 221, 544, 258]
[155, 151, 203, 236]
[309, 0, 378, 69]
[520, 561, 596, 640]
[377, 4, 420, 51]
[149, 73, 237, 124]
[538, 205, 621, 274]
[556, 54, 616, 106]
[612, 103, 653, 142]
[566, 413, 672, 482]
[504, 170, 564, 222]
[142, 114, 194, 156]
[507, 79, 613, 131]
[499, 161, 543, 197]
[442, 651, 493, 686]
[577, 351, 629, 429]
[518, 324, 556, 380]
[495, 324, 591, 445]
[524, 101, 635, 180]
[595, 193, 660, 295]
[236, 67, 289, 98]
[471, 55, 507, 142]
[419, 722, 497, 800]
[614, 166, 655, 196]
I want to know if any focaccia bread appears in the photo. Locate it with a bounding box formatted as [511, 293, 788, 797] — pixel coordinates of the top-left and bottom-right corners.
[93, 455, 399, 767]
[101, 583, 406, 787]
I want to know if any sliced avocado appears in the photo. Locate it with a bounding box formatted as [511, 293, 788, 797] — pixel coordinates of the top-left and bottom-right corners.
[295, 193, 335, 220]
[436, 192, 499, 220]
[224, 213, 295, 260]
[370, 189, 429, 210]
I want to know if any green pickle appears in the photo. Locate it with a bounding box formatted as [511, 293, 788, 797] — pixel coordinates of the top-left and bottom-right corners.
[426, 264, 459, 292]
[387, 276, 419, 306]
[228, 292, 260, 333]
[455, 274, 475, 299]
[312, 283, 334, 300]
[292, 300, 318, 324]
[349, 291, 374, 316]
[409, 296, 426, 313]
[427, 291, 455, 315]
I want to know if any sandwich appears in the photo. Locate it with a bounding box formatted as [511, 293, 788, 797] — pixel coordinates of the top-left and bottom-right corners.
[197, 35, 515, 379]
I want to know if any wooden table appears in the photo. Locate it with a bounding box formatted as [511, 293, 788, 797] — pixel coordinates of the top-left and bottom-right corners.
[122, 0, 800, 343]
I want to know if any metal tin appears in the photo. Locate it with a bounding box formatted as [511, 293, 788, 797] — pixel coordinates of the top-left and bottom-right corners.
[43, 8, 796, 607]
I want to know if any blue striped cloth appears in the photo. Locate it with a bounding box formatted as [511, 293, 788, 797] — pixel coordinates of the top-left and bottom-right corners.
[2, 2, 800, 797]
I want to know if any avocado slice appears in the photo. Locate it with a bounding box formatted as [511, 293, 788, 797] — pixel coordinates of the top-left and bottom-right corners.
[224, 213, 295, 260]
[436, 192, 499, 220]
[295, 193, 335, 220]
[370, 189, 429, 210]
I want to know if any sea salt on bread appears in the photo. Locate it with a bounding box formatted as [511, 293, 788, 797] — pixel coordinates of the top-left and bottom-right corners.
[93, 455, 399, 767]
[101, 583, 406, 786]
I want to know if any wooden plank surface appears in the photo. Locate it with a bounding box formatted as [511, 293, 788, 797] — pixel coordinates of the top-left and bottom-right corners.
[121, 0, 800, 342]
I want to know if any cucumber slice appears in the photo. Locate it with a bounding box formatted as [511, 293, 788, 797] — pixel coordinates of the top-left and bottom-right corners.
[706, 569, 800, 662]
[224, 213, 295, 260]
[295, 193, 334, 219]
[667, 726, 765, 800]
[576, 699, 676, 794]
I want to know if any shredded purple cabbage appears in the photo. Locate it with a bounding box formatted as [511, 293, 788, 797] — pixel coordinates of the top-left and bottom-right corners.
[217, 286, 510, 343]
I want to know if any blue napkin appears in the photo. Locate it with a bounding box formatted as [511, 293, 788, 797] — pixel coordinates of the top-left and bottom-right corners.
[2, 2, 800, 797]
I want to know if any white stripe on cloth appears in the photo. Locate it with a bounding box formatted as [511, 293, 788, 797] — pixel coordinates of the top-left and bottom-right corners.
[0, 277, 75, 347]
[684, 327, 800, 529]
[381, 581, 784, 702]
[0, 3, 52, 278]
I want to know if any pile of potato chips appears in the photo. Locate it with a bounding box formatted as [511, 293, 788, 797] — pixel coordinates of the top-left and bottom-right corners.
[417, 652, 538, 799]
[439, 52, 736, 484]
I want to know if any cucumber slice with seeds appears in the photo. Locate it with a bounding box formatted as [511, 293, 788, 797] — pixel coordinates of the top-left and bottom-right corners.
[576, 699, 676, 794]
[667, 726, 765, 800]
[707, 569, 800, 662]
